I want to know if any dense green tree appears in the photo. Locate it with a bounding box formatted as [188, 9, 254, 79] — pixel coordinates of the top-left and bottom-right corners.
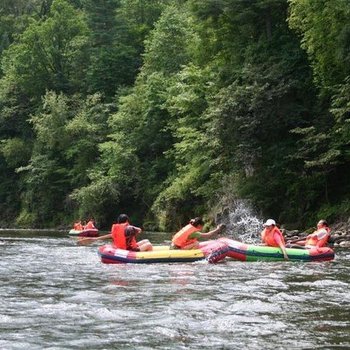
[1, 0, 350, 229]
[287, 0, 350, 222]
[0, 1, 53, 57]
[65, 93, 114, 223]
[152, 64, 219, 228]
[83, 0, 168, 98]
[73, 4, 198, 228]
[15, 91, 112, 227]
[288, 0, 350, 92]
[1, 0, 89, 99]
[182, 0, 321, 225]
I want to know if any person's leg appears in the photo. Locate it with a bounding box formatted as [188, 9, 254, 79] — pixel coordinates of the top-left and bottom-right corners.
[182, 241, 200, 250]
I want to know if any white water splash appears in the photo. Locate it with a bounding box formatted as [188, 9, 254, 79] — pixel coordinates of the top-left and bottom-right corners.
[217, 199, 262, 243]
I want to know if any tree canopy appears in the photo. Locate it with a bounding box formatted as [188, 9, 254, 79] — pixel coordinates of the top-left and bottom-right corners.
[0, 0, 349, 229]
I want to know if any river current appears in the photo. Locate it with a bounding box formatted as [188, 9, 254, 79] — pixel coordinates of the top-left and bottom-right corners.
[0, 231, 349, 350]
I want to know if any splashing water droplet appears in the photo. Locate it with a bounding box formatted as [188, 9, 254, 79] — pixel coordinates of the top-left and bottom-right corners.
[217, 199, 262, 244]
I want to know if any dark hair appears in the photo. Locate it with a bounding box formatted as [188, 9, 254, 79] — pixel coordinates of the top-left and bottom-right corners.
[190, 217, 204, 227]
[117, 214, 130, 224]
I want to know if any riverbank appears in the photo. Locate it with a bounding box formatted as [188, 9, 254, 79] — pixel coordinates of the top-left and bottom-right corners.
[2, 219, 350, 247]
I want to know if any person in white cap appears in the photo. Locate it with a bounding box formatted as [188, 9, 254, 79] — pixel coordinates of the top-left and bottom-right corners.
[261, 219, 289, 260]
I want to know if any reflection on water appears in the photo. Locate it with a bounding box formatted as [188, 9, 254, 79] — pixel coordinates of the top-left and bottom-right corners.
[0, 232, 349, 350]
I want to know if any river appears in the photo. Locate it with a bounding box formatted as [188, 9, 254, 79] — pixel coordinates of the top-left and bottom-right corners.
[0, 231, 349, 350]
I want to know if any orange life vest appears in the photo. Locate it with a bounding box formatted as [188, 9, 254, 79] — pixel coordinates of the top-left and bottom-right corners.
[84, 220, 96, 229]
[74, 222, 84, 230]
[261, 226, 285, 247]
[111, 222, 137, 250]
[305, 227, 330, 247]
[172, 223, 200, 248]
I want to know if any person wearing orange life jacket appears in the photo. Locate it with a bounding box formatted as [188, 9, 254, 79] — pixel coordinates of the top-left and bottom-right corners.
[73, 221, 84, 231]
[171, 217, 225, 250]
[78, 214, 153, 251]
[84, 219, 96, 230]
[261, 219, 289, 260]
[292, 220, 331, 248]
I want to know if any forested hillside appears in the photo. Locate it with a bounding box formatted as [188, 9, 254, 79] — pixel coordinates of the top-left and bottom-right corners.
[1, 0, 349, 230]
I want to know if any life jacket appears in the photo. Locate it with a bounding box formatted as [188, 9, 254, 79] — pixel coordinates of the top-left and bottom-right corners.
[74, 222, 84, 230]
[305, 227, 330, 247]
[111, 222, 138, 250]
[261, 226, 285, 247]
[172, 223, 200, 248]
[84, 220, 95, 229]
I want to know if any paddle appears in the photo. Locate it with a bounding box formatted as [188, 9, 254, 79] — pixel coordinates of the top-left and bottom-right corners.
[76, 233, 112, 245]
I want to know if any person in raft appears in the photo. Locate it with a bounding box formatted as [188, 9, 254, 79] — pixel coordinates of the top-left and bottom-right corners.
[78, 214, 153, 251]
[288, 220, 331, 248]
[170, 217, 225, 250]
[84, 218, 96, 230]
[261, 219, 289, 260]
[73, 220, 84, 231]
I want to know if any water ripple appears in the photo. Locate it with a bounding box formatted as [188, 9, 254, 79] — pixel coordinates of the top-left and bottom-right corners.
[0, 233, 349, 349]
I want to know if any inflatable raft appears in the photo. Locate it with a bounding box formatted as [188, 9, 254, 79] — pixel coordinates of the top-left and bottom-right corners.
[98, 240, 230, 264]
[219, 238, 335, 262]
[68, 228, 99, 237]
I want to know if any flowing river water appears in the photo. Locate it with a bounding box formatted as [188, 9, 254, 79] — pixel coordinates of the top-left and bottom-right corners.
[0, 231, 350, 350]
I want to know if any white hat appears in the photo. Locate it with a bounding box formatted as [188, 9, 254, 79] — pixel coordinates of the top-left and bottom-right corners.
[263, 219, 276, 226]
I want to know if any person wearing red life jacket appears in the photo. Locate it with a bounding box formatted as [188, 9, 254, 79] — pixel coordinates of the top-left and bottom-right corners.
[84, 219, 96, 230]
[171, 217, 225, 250]
[73, 221, 84, 231]
[261, 219, 289, 260]
[291, 220, 331, 248]
[78, 214, 153, 251]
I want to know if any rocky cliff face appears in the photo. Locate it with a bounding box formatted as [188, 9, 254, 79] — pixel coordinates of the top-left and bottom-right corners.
[328, 219, 350, 247]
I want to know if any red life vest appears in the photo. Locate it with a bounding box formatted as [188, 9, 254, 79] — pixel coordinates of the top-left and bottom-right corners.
[305, 227, 330, 247]
[172, 223, 200, 248]
[74, 222, 84, 230]
[111, 223, 137, 250]
[261, 226, 285, 247]
[84, 220, 95, 229]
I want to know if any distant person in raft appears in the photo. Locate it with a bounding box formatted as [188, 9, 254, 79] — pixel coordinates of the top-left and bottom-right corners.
[170, 217, 225, 250]
[73, 221, 84, 231]
[261, 219, 289, 260]
[84, 218, 96, 230]
[78, 214, 153, 251]
[287, 220, 331, 248]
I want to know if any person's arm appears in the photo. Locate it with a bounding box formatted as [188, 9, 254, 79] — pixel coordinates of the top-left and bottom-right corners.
[134, 226, 142, 235]
[314, 229, 329, 247]
[279, 241, 289, 260]
[198, 224, 225, 238]
[274, 232, 289, 260]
